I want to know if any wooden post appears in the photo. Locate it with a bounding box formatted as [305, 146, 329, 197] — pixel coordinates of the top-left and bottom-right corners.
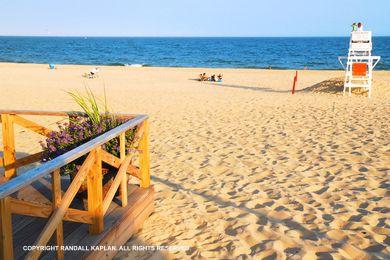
[139, 121, 150, 188]
[119, 132, 128, 207]
[291, 71, 298, 95]
[87, 148, 104, 234]
[1, 114, 16, 178]
[0, 116, 15, 260]
[52, 169, 64, 260]
[0, 197, 13, 260]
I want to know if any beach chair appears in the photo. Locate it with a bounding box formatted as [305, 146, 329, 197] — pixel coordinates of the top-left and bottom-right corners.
[82, 67, 100, 79]
[338, 30, 380, 98]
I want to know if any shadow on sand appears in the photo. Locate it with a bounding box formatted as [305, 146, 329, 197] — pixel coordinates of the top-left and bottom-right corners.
[213, 83, 294, 93]
[303, 77, 368, 95]
[190, 78, 293, 93]
[302, 77, 344, 94]
[191, 77, 368, 96]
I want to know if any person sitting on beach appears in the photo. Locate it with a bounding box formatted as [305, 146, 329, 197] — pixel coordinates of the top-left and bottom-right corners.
[198, 72, 209, 81]
[199, 73, 207, 81]
[210, 74, 216, 82]
[217, 74, 223, 82]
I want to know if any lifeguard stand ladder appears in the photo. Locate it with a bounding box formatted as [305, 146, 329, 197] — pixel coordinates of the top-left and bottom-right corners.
[338, 31, 380, 98]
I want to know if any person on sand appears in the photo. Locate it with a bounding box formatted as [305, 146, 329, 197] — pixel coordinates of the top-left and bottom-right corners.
[357, 22, 364, 31]
[199, 72, 209, 81]
[217, 74, 223, 82]
[210, 74, 216, 82]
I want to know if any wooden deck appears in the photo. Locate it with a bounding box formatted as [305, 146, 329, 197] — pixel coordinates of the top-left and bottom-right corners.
[12, 179, 154, 260]
[0, 110, 153, 260]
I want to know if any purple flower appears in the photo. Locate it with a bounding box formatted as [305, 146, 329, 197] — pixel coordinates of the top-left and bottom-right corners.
[41, 115, 136, 174]
[49, 145, 57, 152]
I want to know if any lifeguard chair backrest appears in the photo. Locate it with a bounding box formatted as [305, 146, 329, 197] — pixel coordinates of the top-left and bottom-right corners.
[350, 31, 372, 52]
[352, 62, 368, 76]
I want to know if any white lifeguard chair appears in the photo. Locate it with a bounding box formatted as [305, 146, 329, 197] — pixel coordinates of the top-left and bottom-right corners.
[338, 30, 380, 98]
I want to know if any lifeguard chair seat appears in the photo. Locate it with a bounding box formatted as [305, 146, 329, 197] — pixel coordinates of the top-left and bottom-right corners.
[352, 63, 367, 77]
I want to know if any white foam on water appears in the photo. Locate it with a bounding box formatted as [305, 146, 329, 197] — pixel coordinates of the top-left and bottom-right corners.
[124, 64, 144, 67]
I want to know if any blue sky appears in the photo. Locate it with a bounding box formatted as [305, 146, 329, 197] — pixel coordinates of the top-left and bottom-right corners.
[0, 0, 389, 37]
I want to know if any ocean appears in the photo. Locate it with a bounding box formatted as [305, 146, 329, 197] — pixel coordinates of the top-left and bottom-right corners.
[0, 36, 389, 70]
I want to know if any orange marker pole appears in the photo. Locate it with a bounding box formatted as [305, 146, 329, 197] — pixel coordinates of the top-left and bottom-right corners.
[292, 71, 298, 94]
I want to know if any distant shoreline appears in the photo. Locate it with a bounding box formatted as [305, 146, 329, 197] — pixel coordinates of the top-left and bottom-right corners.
[3, 61, 390, 72]
[0, 62, 353, 71]
[1, 35, 390, 38]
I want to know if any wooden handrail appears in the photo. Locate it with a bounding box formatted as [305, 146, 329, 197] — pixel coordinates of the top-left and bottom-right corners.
[0, 110, 85, 118]
[0, 114, 148, 199]
[0, 109, 136, 119]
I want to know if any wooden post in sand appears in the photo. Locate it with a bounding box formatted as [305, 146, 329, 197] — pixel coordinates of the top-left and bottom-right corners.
[292, 71, 298, 94]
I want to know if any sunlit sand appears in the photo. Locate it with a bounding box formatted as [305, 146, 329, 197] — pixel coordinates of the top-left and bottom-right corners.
[0, 63, 389, 258]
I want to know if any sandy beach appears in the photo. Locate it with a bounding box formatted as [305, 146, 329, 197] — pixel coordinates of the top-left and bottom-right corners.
[0, 63, 389, 259]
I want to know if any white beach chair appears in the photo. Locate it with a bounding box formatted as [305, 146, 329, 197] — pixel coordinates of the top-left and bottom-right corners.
[338, 31, 380, 98]
[82, 67, 100, 79]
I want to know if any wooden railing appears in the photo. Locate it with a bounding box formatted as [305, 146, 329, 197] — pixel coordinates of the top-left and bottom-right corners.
[0, 110, 150, 260]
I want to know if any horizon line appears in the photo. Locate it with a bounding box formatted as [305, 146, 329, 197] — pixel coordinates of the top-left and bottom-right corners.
[1, 34, 390, 38]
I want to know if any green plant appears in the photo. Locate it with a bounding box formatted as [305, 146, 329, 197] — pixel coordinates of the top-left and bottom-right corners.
[41, 87, 136, 176]
[66, 87, 105, 125]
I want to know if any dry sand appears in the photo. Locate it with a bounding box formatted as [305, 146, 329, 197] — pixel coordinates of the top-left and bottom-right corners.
[0, 63, 389, 259]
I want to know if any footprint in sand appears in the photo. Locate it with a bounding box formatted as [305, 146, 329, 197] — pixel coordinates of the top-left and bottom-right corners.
[326, 230, 347, 241]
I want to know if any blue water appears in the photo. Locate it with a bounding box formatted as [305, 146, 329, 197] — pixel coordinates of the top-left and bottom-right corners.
[1, 36, 389, 70]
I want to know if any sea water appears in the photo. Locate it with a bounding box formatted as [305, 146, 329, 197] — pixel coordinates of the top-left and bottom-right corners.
[0, 36, 389, 70]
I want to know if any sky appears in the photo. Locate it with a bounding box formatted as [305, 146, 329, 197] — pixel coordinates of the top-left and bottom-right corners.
[0, 0, 389, 37]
